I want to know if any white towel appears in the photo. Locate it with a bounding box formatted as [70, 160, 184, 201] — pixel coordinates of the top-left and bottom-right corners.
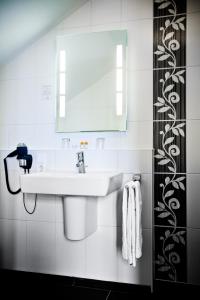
[122, 180, 142, 266]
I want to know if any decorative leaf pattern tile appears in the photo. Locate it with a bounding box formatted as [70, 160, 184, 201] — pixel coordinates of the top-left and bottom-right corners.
[153, 67, 186, 120]
[155, 226, 187, 282]
[154, 0, 186, 20]
[153, 15, 186, 69]
[153, 0, 187, 284]
[154, 173, 186, 227]
[154, 121, 186, 173]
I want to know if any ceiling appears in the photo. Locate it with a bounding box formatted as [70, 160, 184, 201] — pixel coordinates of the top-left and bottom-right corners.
[0, 0, 88, 67]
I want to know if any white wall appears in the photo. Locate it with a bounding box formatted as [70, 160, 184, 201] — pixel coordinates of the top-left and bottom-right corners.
[0, 0, 153, 286]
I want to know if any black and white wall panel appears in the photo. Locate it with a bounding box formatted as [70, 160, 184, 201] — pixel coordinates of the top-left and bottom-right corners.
[153, 0, 187, 283]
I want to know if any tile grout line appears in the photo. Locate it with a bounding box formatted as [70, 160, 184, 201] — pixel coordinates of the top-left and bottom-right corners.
[106, 290, 112, 300]
[153, 12, 186, 20]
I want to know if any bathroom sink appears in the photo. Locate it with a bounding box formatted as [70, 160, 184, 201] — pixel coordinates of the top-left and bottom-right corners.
[20, 171, 122, 240]
[20, 171, 123, 197]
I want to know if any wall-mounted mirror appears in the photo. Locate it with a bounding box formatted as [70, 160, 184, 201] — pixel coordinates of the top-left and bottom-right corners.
[56, 30, 127, 132]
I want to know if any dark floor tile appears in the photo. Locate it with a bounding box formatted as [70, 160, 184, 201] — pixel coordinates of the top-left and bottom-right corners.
[108, 291, 152, 300]
[154, 280, 200, 296]
[57, 286, 109, 300]
[74, 277, 111, 291]
[74, 277, 150, 294]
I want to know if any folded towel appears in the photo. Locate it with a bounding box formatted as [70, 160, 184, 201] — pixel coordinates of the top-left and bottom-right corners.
[122, 180, 142, 266]
[134, 181, 142, 259]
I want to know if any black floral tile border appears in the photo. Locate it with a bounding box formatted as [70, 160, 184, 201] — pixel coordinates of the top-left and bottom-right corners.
[153, 15, 186, 69]
[154, 0, 186, 18]
[153, 67, 186, 121]
[154, 173, 186, 227]
[153, 0, 187, 283]
[154, 121, 186, 173]
[154, 226, 187, 282]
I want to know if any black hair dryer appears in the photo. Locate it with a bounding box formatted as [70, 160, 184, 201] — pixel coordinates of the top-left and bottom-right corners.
[4, 143, 32, 195]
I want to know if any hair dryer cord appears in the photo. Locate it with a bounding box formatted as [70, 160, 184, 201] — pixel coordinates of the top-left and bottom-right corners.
[23, 193, 37, 214]
[3, 158, 21, 195]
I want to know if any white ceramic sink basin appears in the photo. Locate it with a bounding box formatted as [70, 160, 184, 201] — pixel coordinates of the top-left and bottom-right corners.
[20, 171, 123, 197]
[20, 171, 122, 240]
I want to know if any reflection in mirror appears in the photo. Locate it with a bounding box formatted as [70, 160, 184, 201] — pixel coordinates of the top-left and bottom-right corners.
[56, 30, 127, 132]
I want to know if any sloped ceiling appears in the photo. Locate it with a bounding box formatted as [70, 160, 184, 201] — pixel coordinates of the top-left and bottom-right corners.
[0, 0, 88, 67]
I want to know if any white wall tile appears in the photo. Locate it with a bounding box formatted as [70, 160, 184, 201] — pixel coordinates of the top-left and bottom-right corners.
[14, 46, 37, 79]
[0, 80, 19, 126]
[187, 12, 200, 66]
[91, 0, 121, 25]
[0, 81, 8, 124]
[86, 226, 118, 281]
[0, 151, 22, 171]
[34, 124, 58, 149]
[91, 22, 125, 33]
[127, 70, 153, 121]
[27, 221, 56, 274]
[32, 76, 55, 124]
[187, 0, 200, 13]
[0, 65, 8, 81]
[118, 150, 152, 173]
[0, 170, 26, 220]
[55, 149, 76, 171]
[127, 19, 153, 70]
[0, 126, 8, 149]
[187, 120, 200, 173]
[14, 79, 36, 124]
[101, 133, 121, 150]
[59, 1, 91, 29]
[55, 196, 64, 223]
[85, 150, 118, 172]
[32, 30, 56, 78]
[24, 194, 56, 222]
[58, 24, 91, 36]
[120, 121, 153, 149]
[117, 228, 151, 285]
[68, 131, 122, 150]
[187, 229, 200, 285]
[141, 174, 152, 229]
[122, 0, 153, 21]
[55, 223, 86, 277]
[0, 57, 21, 81]
[58, 132, 96, 151]
[0, 219, 27, 271]
[0, 151, 7, 170]
[98, 191, 119, 227]
[187, 66, 200, 119]
[187, 174, 200, 228]
[55, 149, 118, 172]
[34, 150, 56, 172]
[7, 124, 36, 150]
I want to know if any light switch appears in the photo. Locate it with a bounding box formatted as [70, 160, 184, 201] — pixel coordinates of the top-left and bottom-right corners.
[41, 85, 52, 101]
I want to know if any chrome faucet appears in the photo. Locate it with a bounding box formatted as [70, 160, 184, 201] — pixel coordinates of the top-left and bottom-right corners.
[76, 151, 86, 173]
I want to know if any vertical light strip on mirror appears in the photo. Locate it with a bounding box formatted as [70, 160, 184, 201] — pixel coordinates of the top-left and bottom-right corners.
[59, 50, 66, 118]
[116, 45, 123, 116]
